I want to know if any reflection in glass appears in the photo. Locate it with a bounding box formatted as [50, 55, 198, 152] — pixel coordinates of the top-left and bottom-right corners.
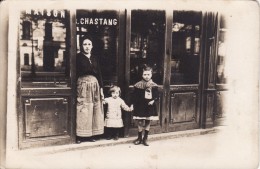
[19, 10, 70, 88]
[171, 11, 202, 85]
[76, 10, 119, 87]
[130, 10, 165, 85]
[216, 15, 227, 84]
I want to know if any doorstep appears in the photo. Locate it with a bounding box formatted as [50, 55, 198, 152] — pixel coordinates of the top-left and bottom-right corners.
[18, 128, 218, 156]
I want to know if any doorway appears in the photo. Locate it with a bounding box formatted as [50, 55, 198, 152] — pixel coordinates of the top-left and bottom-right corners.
[124, 10, 205, 136]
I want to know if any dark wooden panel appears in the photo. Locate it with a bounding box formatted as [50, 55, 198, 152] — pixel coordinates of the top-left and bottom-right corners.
[214, 90, 227, 125]
[204, 92, 215, 128]
[170, 92, 196, 123]
[206, 93, 214, 119]
[23, 97, 69, 138]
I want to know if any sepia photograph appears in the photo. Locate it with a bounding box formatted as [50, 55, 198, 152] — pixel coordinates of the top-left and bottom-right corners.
[0, 0, 259, 168]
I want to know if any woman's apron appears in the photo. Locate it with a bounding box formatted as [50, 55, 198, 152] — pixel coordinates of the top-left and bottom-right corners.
[76, 75, 104, 137]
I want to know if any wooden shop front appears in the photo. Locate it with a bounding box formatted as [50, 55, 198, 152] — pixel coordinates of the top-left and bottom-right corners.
[15, 9, 227, 149]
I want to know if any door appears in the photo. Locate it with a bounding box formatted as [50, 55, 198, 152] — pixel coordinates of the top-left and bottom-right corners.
[124, 10, 166, 136]
[75, 9, 125, 136]
[214, 14, 228, 126]
[167, 11, 203, 132]
[18, 9, 76, 149]
[124, 10, 215, 136]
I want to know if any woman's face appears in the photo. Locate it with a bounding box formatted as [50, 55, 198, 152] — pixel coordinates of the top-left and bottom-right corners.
[82, 39, 93, 54]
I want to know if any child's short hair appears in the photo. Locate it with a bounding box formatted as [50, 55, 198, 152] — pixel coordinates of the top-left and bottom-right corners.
[142, 64, 153, 73]
[108, 85, 121, 96]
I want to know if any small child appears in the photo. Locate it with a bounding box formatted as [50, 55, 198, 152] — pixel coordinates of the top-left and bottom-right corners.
[132, 64, 159, 146]
[103, 85, 133, 140]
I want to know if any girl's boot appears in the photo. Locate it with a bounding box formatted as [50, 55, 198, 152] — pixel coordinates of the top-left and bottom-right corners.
[143, 130, 149, 146]
[133, 131, 142, 145]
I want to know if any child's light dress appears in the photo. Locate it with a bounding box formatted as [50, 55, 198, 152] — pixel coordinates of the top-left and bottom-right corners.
[104, 97, 131, 128]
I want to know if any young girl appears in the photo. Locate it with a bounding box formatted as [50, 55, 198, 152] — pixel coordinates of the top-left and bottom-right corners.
[132, 65, 159, 146]
[103, 85, 133, 140]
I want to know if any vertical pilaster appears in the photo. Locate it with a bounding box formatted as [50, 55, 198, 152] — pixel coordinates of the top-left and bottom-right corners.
[0, 1, 8, 167]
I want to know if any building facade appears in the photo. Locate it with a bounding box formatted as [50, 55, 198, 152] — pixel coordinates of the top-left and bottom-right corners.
[4, 6, 229, 150]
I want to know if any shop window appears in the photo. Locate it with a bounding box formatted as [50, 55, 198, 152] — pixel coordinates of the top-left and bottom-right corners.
[19, 9, 70, 88]
[216, 15, 227, 84]
[130, 10, 165, 85]
[171, 11, 202, 85]
[76, 10, 119, 87]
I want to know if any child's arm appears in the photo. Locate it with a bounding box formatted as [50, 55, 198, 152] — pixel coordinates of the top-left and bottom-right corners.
[120, 99, 133, 112]
[148, 86, 159, 105]
[102, 98, 108, 104]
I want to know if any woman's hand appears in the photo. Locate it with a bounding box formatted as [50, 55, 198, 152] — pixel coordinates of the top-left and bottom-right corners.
[148, 100, 154, 105]
[100, 88, 104, 100]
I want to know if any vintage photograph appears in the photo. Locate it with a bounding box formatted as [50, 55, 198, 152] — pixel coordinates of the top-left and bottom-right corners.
[0, 0, 259, 168]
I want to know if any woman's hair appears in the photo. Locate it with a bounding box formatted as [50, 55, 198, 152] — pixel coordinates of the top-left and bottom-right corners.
[142, 64, 153, 73]
[108, 85, 121, 96]
[80, 35, 94, 52]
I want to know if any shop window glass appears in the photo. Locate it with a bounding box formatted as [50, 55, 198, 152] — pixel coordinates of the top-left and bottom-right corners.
[130, 10, 165, 85]
[19, 9, 70, 88]
[171, 11, 202, 85]
[76, 10, 119, 87]
[216, 15, 227, 84]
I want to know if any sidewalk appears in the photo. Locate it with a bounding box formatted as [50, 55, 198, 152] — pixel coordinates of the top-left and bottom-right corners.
[5, 127, 225, 169]
[6, 126, 259, 169]
[17, 128, 217, 155]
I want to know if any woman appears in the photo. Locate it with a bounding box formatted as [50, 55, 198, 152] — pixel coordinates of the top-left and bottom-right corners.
[76, 36, 104, 143]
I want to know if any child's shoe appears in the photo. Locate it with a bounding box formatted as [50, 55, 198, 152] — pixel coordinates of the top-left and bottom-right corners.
[143, 130, 149, 146]
[133, 131, 142, 145]
[114, 135, 119, 140]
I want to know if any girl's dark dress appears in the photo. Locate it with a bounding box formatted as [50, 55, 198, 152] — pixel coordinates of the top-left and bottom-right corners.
[132, 80, 159, 120]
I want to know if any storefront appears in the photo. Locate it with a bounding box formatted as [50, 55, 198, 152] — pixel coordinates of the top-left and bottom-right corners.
[7, 7, 228, 150]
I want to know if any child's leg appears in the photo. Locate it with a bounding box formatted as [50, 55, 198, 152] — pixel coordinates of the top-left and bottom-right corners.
[143, 120, 151, 146]
[106, 127, 112, 140]
[134, 120, 143, 145]
[144, 120, 151, 131]
[137, 119, 144, 132]
[114, 128, 119, 140]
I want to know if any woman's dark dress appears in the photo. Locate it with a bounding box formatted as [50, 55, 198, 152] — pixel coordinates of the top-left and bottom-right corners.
[76, 52, 104, 137]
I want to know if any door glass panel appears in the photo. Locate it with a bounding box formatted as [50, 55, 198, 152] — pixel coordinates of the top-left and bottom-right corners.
[19, 9, 70, 88]
[76, 10, 119, 87]
[171, 11, 202, 85]
[216, 15, 227, 84]
[130, 10, 165, 85]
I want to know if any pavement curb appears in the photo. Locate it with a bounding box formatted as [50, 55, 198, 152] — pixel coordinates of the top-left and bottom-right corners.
[19, 128, 217, 156]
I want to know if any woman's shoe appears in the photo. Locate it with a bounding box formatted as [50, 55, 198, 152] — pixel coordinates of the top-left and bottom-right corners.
[76, 136, 82, 144]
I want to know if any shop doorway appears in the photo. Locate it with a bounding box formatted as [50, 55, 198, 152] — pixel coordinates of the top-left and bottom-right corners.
[124, 10, 209, 136]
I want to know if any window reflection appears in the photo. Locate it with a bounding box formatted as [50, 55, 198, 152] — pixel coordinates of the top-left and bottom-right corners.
[130, 10, 165, 85]
[76, 10, 119, 87]
[216, 15, 227, 84]
[19, 10, 70, 88]
[171, 11, 202, 85]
